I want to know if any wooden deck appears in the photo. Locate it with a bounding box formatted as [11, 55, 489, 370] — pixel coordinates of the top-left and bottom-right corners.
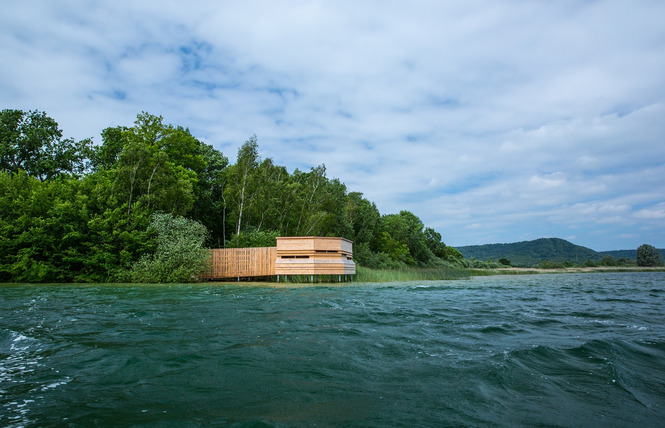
[200, 237, 355, 280]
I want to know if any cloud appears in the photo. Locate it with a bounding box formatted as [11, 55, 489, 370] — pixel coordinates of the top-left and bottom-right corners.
[1, 0, 664, 251]
[635, 203, 665, 220]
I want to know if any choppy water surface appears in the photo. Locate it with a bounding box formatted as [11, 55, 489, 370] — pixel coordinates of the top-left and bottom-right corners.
[1, 272, 664, 427]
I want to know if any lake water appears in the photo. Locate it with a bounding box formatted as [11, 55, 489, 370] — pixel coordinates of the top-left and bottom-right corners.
[1, 272, 664, 427]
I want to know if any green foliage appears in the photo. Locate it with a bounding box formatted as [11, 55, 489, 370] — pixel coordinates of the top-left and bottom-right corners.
[498, 257, 511, 266]
[636, 244, 665, 267]
[114, 112, 203, 215]
[1, 109, 92, 181]
[540, 260, 564, 269]
[1, 108, 470, 282]
[228, 229, 279, 248]
[467, 259, 502, 269]
[0, 170, 157, 282]
[226, 135, 260, 236]
[377, 211, 431, 266]
[444, 246, 464, 261]
[189, 142, 229, 246]
[344, 192, 380, 245]
[354, 266, 470, 282]
[458, 238, 606, 267]
[89, 126, 126, 171]
[379, 231, 415, 265]
[616, 257, 637, 267]
[124, 213, 210, 283]
[424, 227, 447, 258]
[600, 255, 618, 267]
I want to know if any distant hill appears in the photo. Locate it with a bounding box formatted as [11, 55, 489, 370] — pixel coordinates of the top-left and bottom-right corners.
[456, 238, 664, 267]
[601, 249, 638, 259]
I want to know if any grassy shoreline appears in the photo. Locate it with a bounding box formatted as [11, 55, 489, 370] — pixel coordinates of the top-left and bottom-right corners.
[352, 265, 665, 283]
[3, 267, 662, 286]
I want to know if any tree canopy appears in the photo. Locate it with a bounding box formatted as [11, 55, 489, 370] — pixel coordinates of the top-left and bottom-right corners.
[636, 244, 665, 267]
[0, 109, 465, 282]
[1, 109, 92, 181]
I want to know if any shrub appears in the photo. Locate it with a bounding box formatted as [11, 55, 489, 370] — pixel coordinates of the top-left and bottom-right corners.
[539, 260, 563, 269]
[125, 213, 210, 283]
[600, 255, 617, 267]
[636, 244, 665, 267]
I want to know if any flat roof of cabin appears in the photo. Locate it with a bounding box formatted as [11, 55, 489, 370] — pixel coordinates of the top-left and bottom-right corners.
[276, 236, 353, 253]
[276, 236, 353, 243]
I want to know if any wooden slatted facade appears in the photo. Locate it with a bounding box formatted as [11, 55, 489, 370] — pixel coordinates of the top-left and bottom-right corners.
[201, 247, 276, 279]
[200, 237, 355, 280]
[275, 237, 355, 276]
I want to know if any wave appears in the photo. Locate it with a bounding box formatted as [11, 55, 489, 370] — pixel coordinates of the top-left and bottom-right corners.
[487, 339, 665, 422]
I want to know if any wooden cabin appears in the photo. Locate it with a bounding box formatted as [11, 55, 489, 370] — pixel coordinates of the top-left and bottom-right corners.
[200, 237, 355, 281]
[275, 237, 355, 276]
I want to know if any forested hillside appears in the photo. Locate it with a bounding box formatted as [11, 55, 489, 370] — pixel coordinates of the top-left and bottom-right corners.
[0, 109, 463, 282]
[601, 249, 665, 260]
[458, 238, 604, 267]
[458, 238, 664, 267]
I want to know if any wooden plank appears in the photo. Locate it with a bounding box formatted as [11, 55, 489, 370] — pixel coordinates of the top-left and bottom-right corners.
[201, 247, 277, 279]
[275, 258, 356, 275]
[275, 237, 355, 275]
[276, 236, 353, 252]
[201, 237, 355, 279]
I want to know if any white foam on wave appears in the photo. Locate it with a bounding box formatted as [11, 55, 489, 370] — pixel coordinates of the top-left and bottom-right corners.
[41, 377, 72, 391]
[1, 330, 70, 427]
[9, 334, 32, 352]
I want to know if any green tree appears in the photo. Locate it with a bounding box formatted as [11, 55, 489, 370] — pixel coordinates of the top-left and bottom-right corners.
[383, 211, 433, 265]
[377, 211, 433, 266]
[126, 213, 210, 283]
[379, 231, 414, 265]
[0, 168, 158, 282]
[226, 135, 260, 236]
[342, 192, 380, 266]
[1, 109, 92, 181]
[292, 164, 329, 236]
[89, 126, 126, 171]
[424, 227, 449, 259]
[600, 255, 617, 267]
[316, 177, 352, 238]
[228, 229, 279, 248]
[636, 244, 664, 267]
[113, 112, 202, 215]
[189, 143, 229, 247]
[248, 158, 289, 234]
[0, 171, 97, 282]
[344, 192, 380, 244]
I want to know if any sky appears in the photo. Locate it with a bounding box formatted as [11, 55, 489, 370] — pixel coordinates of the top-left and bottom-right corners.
[1, 0, 664, 251]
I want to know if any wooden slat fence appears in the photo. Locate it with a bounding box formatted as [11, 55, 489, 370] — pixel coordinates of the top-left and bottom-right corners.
[201, 247, 276, 279]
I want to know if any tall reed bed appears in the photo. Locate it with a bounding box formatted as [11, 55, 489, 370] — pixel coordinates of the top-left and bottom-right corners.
[353, 266, 471, 282]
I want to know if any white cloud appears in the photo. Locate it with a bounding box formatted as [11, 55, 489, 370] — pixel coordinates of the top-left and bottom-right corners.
[635, 203, 665, 220]
[1, 0, 664, 251]
[528, 173, 566, 189]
